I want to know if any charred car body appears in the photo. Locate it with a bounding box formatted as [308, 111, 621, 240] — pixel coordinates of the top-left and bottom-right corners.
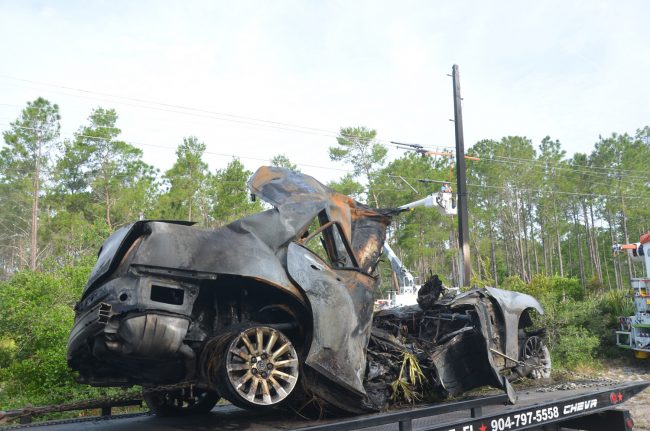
[67, 166, 549, 415]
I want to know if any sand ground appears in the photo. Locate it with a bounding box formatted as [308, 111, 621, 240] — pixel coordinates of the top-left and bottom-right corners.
[595, 361, 650, 431]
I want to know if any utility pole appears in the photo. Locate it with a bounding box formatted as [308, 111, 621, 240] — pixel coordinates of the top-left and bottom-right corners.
[452, 64, 471, 287]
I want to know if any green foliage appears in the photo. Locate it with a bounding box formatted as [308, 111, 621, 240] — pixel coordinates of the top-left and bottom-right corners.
[329, 126, 387, 206]
[157, 136, 210, 224]
[501, 274, 631, 369]
[599, 289, 634, 322]
[390, 351, 427, 404]
[501, 275, 527, 293]
[1, 98, 61, 270]
[0, 337, 17, 368]
[210, 158, 262, 225]
[40, 216, 110, 268]
[470, 274, 494, 288]
[57, 107, 159, 231]
[270, 154, 299, 171]
[502, 274, 583, 302]
[327, 173, 364, 200]
[550, 276, 584, 301]
[370, 152, 454, 281]
[0, 265, 98, 408]
[586, 275, 606, 293]
[329, 126, 387, 177]
[552, 326, 600, 369]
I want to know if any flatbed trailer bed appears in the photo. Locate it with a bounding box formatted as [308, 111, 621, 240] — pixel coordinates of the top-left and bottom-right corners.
[4, 381, 647, 431]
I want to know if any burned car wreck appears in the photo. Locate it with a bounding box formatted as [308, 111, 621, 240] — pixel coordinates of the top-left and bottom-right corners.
[67, 166, 549, 416]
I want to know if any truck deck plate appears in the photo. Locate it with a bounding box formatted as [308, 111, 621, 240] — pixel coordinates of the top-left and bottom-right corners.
[8, 382, 648, 431]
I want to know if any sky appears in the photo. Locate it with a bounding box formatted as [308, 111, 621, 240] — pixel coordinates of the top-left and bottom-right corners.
[1, 0, 649, 184]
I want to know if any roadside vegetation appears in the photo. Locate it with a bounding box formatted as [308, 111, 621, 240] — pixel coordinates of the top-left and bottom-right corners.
[499, 274, 634, 370]
[0, 98, 648, 409]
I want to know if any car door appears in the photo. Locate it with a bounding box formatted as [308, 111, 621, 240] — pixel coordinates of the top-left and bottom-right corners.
[286, 221, 375, 396]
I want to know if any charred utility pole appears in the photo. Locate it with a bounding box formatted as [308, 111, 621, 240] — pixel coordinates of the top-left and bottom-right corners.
[452, 64, 471, 287]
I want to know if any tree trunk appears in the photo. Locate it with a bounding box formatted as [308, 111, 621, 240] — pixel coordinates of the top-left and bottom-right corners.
[620, 193, 633, 281]
[572, 203, 586, 288]
[101, 149, 113, 231]
[450, 229, 459, 287]
[29, 136, 42, 270]
[504, 234, 511, 276]
[490, 227, 498, 286]
[514, 190, 527, 281]
[602, 235, 612, 289]
[553, 199, 564, 277]
[528, 192, 539, 275]
[582, 202, 595, 279]
[105, 187, 112, 230]
[547, 235, 552, 275]
[606, 207, 622, 289]
[19, 240, 25, 269]
[541, 225, 549, 275]
[475, 241, 482, 280]
[589, 203, 603, 281]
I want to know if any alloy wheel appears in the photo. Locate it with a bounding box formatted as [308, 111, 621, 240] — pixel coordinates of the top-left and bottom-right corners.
[224, 326, 299, 406]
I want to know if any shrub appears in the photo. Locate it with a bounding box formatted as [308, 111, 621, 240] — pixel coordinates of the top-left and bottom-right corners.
[0, 337, 17, 368]
[599, 289, 634, 322]
[586, 276, 606, 293]
[479, 273, 632, 369]
[501, 275, 527, 293]
[550, 276, 584, 301]
[552, 326, 600, 369]
[0, 265, 96, 409]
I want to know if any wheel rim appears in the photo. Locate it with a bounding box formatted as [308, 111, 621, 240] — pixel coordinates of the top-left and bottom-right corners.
[225, 326, 299, 406]
[522, 336, 551, 379]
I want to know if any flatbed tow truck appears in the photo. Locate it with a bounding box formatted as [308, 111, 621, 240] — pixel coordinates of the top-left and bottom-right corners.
[3, 169, 648, 431]
[2, 380, 647, 431]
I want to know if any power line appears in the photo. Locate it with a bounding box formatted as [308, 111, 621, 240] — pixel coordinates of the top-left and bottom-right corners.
[4, 123, 650, 205]
[4, 97, 648, 191]
[467, 154, 650, 185]
[6, 122, 650, 203]
[5, 112, 644, 189]
[3, 75, 648, 182]
[0, 79, 398, 145]
[0, 123, 352, 175]
[475, 154, 650, 182]
[0, 75, 338, 134]
[3, 104, 650, 203]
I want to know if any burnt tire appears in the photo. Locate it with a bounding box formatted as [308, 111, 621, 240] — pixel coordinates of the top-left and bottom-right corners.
[520, 335, 552, 379]
[214, 325, 300, 410]
[143, 388, 219, 416]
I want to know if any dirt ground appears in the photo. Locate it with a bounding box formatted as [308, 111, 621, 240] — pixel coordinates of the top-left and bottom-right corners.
[537, 359, 650, 430]
[594, 360, 650, 431]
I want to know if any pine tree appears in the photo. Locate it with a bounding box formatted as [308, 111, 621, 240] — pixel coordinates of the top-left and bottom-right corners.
[0, 98, 60, 271]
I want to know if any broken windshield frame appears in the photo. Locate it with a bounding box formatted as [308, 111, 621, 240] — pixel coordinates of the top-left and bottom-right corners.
[298, 217, 359, 270]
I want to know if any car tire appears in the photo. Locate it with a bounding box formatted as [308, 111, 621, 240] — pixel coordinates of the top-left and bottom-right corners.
[143, 387, 220, 416]
[520, 335, 552, 379]
[213, 325, 300, 410]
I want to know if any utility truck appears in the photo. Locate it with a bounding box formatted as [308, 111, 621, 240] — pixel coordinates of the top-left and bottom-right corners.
[613, 233, 650, 359]
[377, 183, 458, 309]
